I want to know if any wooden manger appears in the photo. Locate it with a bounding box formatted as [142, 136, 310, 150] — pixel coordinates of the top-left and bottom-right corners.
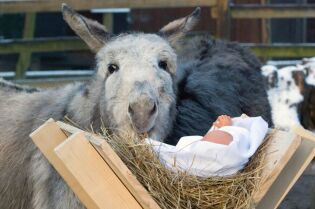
[30, 119, 315, 209]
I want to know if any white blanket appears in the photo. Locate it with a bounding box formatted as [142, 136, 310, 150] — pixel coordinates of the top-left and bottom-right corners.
[146, 116, 268, 177]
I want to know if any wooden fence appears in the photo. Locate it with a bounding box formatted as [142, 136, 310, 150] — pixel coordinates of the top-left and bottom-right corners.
[1, 0, 315, 80]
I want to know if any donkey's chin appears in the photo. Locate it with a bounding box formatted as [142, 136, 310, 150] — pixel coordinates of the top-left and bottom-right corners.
[135, 123, 154, 134]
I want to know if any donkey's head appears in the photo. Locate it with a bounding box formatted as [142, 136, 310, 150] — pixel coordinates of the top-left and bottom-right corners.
[62, 4, 200, 140]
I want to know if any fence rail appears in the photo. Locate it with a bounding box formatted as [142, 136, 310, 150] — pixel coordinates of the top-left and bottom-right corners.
[2, 38, 315, 58]
[227, 4, 315, 19]
[0, 0, 217, 13]
[0, 37, 87, 54]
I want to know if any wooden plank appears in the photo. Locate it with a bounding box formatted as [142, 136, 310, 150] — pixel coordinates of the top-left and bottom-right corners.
[254, 130, 301, 203]
[230, 4, 315, 19]
[215, 0, 230, 39]
[103, 13, 113, 33]
[0, 0, 217, 13]
[56, 121, 83, 135]
[56, 121, 160, 208]
[30, 119, 99, 209]
[86, 135, 161, 209]
[3, 38, 315, 59]
[256, 127, 315, 209]
[0, 37, 87, 54]
[260, 0, 270, 44]
[15, 12, 36, 79]
[53, 121, 160, 209]
[30, 118, 66, 164]
[293, 125, 315, 143]
[54, 132, 143, 209]
[244, 43, 315, 58]
[13, 77, 89, 88]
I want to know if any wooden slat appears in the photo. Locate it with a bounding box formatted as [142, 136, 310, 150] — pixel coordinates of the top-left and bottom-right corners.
[13, 77, 89, 88]
[3, 38, 315, 58]
[30, 118, 67, 166]
[15, 12, 36, 79]
[56, 121, 83, 135]
[56, 121, 161, 209]
[216, 0, 230, 39]
[245, 43, 315, 58]
[256, 127, 315, 209]
[211, 4, 315, 19]
[54, 132, 143, 209]
[87, 135, 161, 209]
[230, 4, 315, 19]
[254, 130, 301, 203]
[103, 13, 113, 33]
[0, 0, 217, 13]
[0, 37, 87, 54]
[30, 119, 99, 209]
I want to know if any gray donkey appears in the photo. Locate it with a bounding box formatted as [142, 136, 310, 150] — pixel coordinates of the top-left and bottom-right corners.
[0, 4, 272, 209]
[0, 4, 199, 209]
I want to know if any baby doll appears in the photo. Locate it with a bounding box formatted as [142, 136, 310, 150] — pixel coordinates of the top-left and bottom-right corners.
[203, 115, 234, 145]
[146, 114, 268, 177]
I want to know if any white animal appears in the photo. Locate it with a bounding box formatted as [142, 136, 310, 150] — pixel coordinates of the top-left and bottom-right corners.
[303, 62, 315, 86]
[261, 65, 278, 89]
[262, 65, 304, 130]
[271, 88, 303, 130]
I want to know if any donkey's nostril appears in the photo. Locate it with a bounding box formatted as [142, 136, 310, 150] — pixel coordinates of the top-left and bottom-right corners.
[150, 103, 157, 115]
[128, 105, 134, 115]
[287, 81, 291, 86]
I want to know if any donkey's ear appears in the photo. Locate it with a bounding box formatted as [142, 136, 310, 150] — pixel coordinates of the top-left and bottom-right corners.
[159, 7, 201, 46]
[62, 3, 110, 53]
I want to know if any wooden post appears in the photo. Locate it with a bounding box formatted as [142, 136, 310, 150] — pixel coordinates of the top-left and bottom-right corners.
[261, 0, 270, 44]
[103, 13, 114, 33]
[261, 0, 271, 62]
[15, 12, 36, 79]
[216, 0, 230, 40]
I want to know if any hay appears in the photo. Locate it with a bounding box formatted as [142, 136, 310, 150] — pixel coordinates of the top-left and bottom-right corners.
[100, 128, 271, 209]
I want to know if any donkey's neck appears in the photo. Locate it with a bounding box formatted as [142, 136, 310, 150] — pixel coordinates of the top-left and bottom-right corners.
[66, 76, 104, 131]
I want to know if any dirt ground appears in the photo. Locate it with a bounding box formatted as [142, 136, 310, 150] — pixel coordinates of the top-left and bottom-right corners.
[279, 163, 315, 209]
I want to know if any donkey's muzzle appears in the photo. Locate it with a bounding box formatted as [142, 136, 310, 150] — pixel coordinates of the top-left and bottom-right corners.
[128, 96, 157, 133]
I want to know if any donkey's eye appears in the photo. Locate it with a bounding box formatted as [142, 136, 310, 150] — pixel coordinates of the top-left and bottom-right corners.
[108, 64, 119, 74]
[158, 60, 168, 70]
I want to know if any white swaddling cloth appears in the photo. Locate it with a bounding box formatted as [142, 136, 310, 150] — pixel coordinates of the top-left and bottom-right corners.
[146, 116, 268, 177]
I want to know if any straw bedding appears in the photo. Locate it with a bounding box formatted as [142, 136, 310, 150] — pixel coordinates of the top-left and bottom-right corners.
[100, 128, 272, 209]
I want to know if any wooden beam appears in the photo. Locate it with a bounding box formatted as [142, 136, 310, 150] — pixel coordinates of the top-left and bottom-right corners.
[3, 39, 315, 59]
[0, 0, 217, 13]
[30, 119, 100, 209]
[88, 135, 161, 209]
[230, 4, 315, 19]
[215, 0, 230, 40]
[15, 12, 36, 79]
[0, 37, 87, 54]
[103, 13, 114, 33]
[244, 43, 315, 58]
[55, 132, 143, 209]
[14, 77, 89, 88]
[260, 0, 270, 44]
